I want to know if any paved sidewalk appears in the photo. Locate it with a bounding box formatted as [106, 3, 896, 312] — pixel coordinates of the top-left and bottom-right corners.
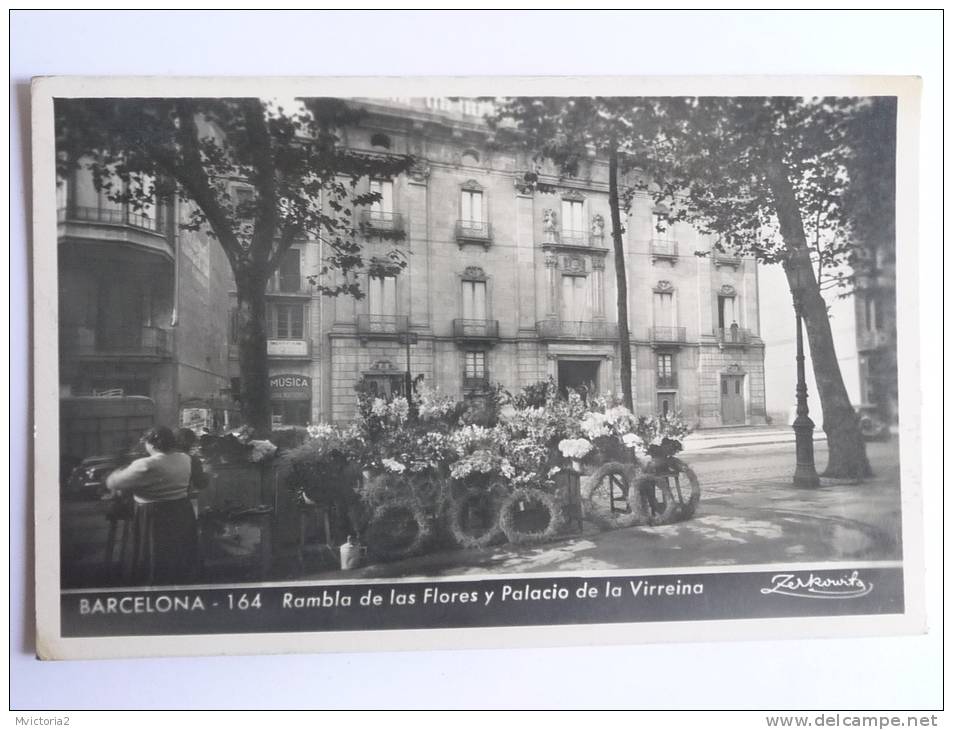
[681, 424, 826, 454]
[302, 440, 901, 582]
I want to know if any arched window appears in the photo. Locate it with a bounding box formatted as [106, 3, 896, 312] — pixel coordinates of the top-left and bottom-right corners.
[370, 133, 391, 150]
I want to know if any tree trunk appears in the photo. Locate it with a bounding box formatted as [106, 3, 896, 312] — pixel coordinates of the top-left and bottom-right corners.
[234, 269, 272, 434]
[608, 142, 634, 411]
[765, 156, 872, 479]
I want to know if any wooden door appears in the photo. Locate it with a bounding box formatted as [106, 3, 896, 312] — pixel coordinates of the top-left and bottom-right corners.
[721, 375, 745, 425]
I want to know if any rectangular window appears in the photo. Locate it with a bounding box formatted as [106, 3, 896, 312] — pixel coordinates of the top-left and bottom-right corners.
[657, 354, 674, 379]
[275, 248, 301, 292]
[652, 213, 670, 237]
[462, 280, 487, 320]
[464, 351, 486, 377]
[368, 275, 397, 316]
[269, 303, 304, 339]
[369, 179, 393, 216]
[561, 275, 590, 321]
[561, 199, 585, 236]
[654, 291, 675, 327]
[717, 295, 736, 330]
[460, 189, 484, 224]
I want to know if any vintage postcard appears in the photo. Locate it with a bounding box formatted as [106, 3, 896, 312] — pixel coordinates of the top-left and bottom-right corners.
[32, 76, 924, 660]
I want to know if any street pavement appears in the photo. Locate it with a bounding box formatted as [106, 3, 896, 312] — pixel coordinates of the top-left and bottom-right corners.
[59, 437, 903, 587]
[313, 439, 903, 581]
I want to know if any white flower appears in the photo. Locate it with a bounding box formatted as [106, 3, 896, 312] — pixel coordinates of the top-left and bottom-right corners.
[622, 432, 640, 447]
[558, 438, 593, 459]
[371, 398, 388, 417]
[382, 458, 406, 474]
[249, 439, 278, 462]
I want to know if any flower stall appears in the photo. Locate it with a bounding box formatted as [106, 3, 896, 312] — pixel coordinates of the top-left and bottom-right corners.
[275, 379, 700, 569]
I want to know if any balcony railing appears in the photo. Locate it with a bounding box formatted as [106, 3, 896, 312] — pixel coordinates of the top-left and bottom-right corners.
[455, 220, 492, 248]
[656, 373, 678, 389]
[452, 319, 499, 341]
[356, 314, 409, 337]
[536, 319, 619, 341]
[713, 251, 743, 268]
[360, 210, 404, 236]
[462, 372, 491, 391]
[649, 326, 687, 344]
[715, 326, 752, 345]
[61, 325, 173, 359]
[651, 239, 679, 261]
[560, 229, 590, 247]
[59, 204, 167, 233]
[266, 275, 312, 295]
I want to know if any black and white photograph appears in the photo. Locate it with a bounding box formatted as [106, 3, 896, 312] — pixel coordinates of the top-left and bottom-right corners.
[32, 76, 924, 660]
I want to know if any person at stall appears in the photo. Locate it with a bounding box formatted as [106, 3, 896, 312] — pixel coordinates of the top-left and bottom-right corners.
[105, 426, 198, 585]
[176, 427, 209, 495]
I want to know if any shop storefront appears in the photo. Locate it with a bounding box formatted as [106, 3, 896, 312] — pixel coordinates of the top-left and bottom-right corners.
[270, 374, 312, 427]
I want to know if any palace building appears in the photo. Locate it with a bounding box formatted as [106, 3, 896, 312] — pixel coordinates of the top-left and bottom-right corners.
[57, 97, 768, 434]
[257, 98, 767, 429]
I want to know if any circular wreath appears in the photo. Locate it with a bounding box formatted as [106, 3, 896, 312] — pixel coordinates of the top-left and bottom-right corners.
[666, 457, 701, 521]
[498, 488, 564, 545]
[447, 485, 506, 549]
[635, 469, 678, 526]
[582, 461, 643, 529]
[364, 497, 432, 560]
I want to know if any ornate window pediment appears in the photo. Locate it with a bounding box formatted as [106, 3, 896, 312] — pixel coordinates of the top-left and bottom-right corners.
[720, 284, 737, 297]
[462, 265, 488, 281]
[562, 189, 585, 203]
[461, 178, 484, 192]
[653, 280, 675, 293]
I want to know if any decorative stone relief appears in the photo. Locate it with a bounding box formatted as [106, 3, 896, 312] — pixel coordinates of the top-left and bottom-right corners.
[561, 255, 586, 274]
[654, 280, 675, 293]
[408, 160, 431, 183]
[590, 213, 605, 239]
[544, 252, 559, 268]
[542, 209, 558, 243]
[562, 189, 584, 202]
[513, 171, 537, 195]
[726, 363, 744, 375]
[591, 256, 605, 271]
[462, 265, 488, 281]
[720, 284, 737, 297]
[461, 178, 483, 191]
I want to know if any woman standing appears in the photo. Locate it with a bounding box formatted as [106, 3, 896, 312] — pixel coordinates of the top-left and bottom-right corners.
[106, 426, 198, 585]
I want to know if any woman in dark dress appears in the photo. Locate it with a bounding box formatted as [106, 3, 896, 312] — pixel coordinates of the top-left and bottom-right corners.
[106, 427, 199, 585]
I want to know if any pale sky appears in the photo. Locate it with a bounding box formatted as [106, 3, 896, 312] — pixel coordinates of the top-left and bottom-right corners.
[758, 263, 861, 424]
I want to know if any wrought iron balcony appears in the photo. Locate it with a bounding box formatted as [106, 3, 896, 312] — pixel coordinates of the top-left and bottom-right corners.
[356, 314, 409, 338]
[649, 326, 687, 344]
[57, 205, 174, 259]
[651, 239, 679, 262]
[536, 319, 619, 341]
[462, 371, 491, 392]
[61, 325, 173, 360]
[656, 373, 679, 389]
[713, 251, 743, 268]
[715, 326, 752, 346]
[360, 210, 404, 236]
[452, 319, 500, 341]
[560, 229, 590, 247]
[455, 220, 492, 248]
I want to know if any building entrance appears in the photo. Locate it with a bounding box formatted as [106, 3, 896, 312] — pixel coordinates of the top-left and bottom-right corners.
[557, 360, 599, 401]
[720, 374, 745, 425]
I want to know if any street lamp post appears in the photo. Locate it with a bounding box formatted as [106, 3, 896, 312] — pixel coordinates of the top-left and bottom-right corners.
[792, 268, 821, 488]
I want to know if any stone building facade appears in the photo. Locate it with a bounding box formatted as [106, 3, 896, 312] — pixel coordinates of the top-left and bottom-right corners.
[284, 98, 768, 429]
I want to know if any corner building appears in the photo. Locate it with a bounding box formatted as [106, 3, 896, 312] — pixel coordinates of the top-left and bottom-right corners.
[314, 99, 767, 429]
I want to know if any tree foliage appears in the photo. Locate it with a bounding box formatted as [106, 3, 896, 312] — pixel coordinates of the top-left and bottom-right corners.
[55, 97, 413, 299]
